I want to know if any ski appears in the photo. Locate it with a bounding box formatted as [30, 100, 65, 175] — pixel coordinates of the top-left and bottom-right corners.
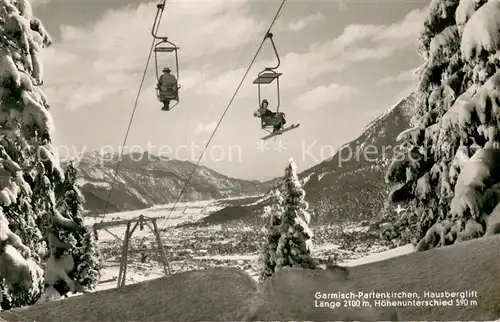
[261, 123, 300, 140]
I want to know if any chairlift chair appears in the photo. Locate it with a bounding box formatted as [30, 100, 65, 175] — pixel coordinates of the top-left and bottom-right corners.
[152, 1, 181, 110]
[253, 32, 300, 140]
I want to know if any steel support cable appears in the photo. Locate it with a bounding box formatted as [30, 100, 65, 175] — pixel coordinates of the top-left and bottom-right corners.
[162, 0, 275, 226]
[100, 5, 168, 217]
[160, 0, 288, 233]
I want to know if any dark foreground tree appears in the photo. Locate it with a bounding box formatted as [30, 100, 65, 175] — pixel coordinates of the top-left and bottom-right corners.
[52, 161, 101, 295]
[0, 0, 100, 307]
[259, 188, 284, 281]
[385, 0, 500, 250]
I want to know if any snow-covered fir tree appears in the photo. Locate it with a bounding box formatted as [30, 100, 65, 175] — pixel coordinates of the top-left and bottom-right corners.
[379, 202, 416, 246]
[52, 161, 101, 295]
[386, 0, 500, 251]
[274, 159, 316, 270]
[0, 0, 99, 307]
[259, 188, 284, 281]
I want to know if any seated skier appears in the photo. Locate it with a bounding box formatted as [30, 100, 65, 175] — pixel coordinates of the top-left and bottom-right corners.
[157, 67, 178, 111]
[257, 99, 274, 119]
[255, 99, 286, 132]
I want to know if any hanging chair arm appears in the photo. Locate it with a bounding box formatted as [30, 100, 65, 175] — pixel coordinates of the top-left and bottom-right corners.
[264, 32, 281, 71]
[151, 1, 167, 39]
[276, 76, 280, 113]
[175, 48, 180, 81]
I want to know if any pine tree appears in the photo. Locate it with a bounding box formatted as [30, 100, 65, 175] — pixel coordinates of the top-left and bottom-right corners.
[0, 0, 97, 307]
[259, 188, 284, 281]
[379, 202, 417, 246]
[386, 0, 500, 251]
[275, 159, 316, 270]
[52, 161, 102, 295]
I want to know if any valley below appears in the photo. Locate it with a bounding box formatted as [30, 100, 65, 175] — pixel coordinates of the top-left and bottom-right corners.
[86, 196, 390, 291]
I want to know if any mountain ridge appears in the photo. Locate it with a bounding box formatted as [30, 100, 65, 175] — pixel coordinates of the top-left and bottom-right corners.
[201, 92, 417, 225]
[66, 151, 273, 215]
[301, 92, 416, 223]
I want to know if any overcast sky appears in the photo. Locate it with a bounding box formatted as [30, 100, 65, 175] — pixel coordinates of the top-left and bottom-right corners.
[32, 0, 428, 181]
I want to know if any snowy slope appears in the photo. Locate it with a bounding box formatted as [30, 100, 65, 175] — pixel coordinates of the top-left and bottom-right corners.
[66, 152, 272, 214]
[343, 244, 414, 266]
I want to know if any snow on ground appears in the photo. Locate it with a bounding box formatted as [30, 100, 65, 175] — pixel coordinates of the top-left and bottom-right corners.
[40, 241, 417, 306]
[93, 242, 414, 292]
[300, 173, 314, 185]
[318, 173, 327, 181]
[85, 199, 214, 225]
[94, 255, 260, 291]
[83, 203, 415, 299]
[343, 244, 414, 266]
[246, 194, 270, 206]
[95, 262, 166, 292]
[314, 242, 343, 252]
[85, 197, 252, 242]
[192, 254, 257, 261]
[343, 225, 370, 234]
[77, 179, 111, 189]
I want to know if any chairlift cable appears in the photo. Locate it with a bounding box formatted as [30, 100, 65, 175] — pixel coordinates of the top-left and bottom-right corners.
[100, 4, 168, 215]
[161, 0, 275, 228]
[160, 0, 288, 232]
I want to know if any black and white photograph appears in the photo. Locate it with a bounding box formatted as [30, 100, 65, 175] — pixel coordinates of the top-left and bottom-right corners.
[0, 0, 499, 320]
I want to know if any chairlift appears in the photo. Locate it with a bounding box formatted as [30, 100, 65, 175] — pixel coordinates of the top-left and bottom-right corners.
[253, 32, 281, 117]
[151, 1, 180, 110]
[253, 32, 299, 140]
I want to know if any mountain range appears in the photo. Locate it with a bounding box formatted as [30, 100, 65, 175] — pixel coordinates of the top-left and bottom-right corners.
[71, 152, 273, 215]
[300, 92, 415, 223]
